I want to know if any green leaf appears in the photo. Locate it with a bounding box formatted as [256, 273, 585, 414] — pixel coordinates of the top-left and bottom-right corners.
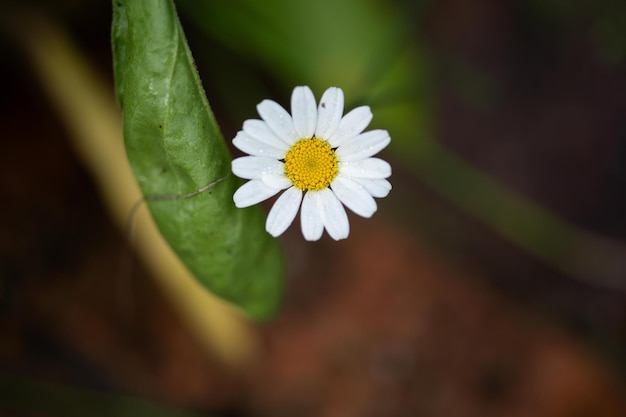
[111, 0, 283, 320]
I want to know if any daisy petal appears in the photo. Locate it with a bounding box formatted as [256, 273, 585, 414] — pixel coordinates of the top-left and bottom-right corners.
[318, 188, 350, 240]
[233, 131, 285, 159]
[232, 156, 284, 180]
[352, 178, 392, 198]
[335, 129, 391, 162]
[340, 158, 392, 179]
[301, 192, 324, 241]
[331, 177, 377, 218]
[266, 187, 303, 237]
[257, 99, 299, 145]
[243, 120, 290, 151]
[261, 173, 293, 190]
[233, 179, 281, 208]
[328, 106, 372, 147]
[291, 86, 317, 139]
[315, 87, 344, 140]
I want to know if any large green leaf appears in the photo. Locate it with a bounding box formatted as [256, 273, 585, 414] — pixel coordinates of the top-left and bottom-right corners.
[111, 0, 283, 320]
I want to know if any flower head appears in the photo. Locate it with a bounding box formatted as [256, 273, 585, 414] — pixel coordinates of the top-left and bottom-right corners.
[231, 86, 391, 241]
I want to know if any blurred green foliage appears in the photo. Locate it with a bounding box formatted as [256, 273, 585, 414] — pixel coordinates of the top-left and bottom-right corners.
[175, 0, 435, 151]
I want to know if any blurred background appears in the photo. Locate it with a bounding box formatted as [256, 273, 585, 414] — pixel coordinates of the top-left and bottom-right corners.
[1, 0, 626, 416]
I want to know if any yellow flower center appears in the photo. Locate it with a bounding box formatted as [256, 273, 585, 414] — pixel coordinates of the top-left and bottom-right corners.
[284, 137, 339, 191]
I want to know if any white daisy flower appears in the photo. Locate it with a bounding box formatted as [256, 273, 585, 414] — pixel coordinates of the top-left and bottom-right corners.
[231, 86, 392, 241]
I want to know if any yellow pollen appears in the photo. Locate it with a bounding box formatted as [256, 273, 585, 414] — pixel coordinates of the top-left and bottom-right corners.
[284, 137, 339, 191]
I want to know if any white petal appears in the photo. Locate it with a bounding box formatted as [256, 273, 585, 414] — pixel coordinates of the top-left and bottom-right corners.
[340, 158, 392, 179]
[233, 179, 281, 208]
[352, 178, 392, 198]
[261, 173, 293, 190]
[231, 156, 283, 180]
[233, 131, 285, 159]
[315, 87, 344, 140]
[266, 187, 302, 237]
[335, 129, 391, 162]
[257, 99, 299, 145]
[328, 106, 372, 147]
[331, 177, 377, 218]
[317, 188, 350, 240]
[291, 86, 317, 139]
[243, 119, 290, 151]
[301, 192, 324, 241]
